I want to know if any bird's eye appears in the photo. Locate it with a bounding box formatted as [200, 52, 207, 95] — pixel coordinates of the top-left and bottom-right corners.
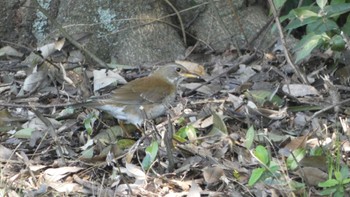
[175, 67, 181, 72]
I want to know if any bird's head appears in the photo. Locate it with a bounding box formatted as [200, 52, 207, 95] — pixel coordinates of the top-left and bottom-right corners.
[152, 63, 199, 85]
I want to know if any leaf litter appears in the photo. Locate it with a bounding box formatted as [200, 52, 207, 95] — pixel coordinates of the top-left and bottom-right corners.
[0, 39, 350, 196]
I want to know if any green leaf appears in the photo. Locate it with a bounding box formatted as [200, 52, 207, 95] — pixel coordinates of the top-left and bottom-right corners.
[254, 145, 269, 165]
[141, 141, 159, 170]
[342, 14, 350, 35]
[83, 113, 97, 135]
[317, 0, 327, 9]
[318, 179, 339, 187]
[273, 0, 287, 10]
[209, 112, 228, 135]
[244, 126, 255, 149]
[332, 0, 345, 4]
[340, 165, 349, 179]
[248, 168, 265, 186]
[245, 90, 283, 107]
[335, 170, 342, 181]
[185, 125, 197, 141]
[294, 33, 328, 63]
[80, 146, 94, 159]
[319, 187, 338, 195]
[285, 16, 319, 30]
[176, 126, 187, 139]
[117, 139, 135, 149]
[306, 18, 339, 34]
[330, 34, 346, 51]
[14, 128, 35, 138]
[342, 178, 350, 184]
[324, 3, 350, 17]
[268, 161, 280, 173]
[173, 133, 187, 143]
[294, 8, 319, 19]
[334, 190, 345, 197]
[286, 148, 306, 170]
[175, 125, 197, 142]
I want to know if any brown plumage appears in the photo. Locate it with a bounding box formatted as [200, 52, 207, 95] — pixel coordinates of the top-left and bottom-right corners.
[82, 63, 198, 126]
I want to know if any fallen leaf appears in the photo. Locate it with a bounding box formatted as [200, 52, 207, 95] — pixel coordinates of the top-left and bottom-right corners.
[295, 167, 328, 186]
[44, 166, 83, 182]
[202, 166, 224, 184]
[187, 180, 202, 197]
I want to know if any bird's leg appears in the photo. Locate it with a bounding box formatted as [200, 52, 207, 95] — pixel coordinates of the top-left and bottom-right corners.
[117, 120, 140, 138]
[139, 106, 161, 138]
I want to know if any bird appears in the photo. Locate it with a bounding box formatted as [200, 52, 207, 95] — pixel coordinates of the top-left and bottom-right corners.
[81, 63, 199, 126]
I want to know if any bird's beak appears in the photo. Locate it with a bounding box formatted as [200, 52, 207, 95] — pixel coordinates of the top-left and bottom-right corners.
[180, 72, 201, 79]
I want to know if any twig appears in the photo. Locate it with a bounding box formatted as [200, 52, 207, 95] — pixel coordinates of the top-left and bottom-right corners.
[164, 0, 187, 46]
[267, 0, 309, 84]
[308, 98, 350, 121]
[164, 115, 175, 172]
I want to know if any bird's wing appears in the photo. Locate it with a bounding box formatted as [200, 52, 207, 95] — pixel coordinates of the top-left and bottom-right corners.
[98, 77, 175, 105]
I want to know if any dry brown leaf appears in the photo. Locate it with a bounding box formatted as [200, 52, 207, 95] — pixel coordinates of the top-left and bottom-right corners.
[175, 60, 206, 77]
[192, 115, 213, 129]
[202, 166, 224, 184]
[47, 182, 82, 193]
[299, 156, 327, 172]
[0, 144, 15, 160]
[44, 166, 83, 182]
[282, 84, 320, 97]
[284, 135, 309, 152]
[93, 69, 127, 91]
[295, 167, 328, 186]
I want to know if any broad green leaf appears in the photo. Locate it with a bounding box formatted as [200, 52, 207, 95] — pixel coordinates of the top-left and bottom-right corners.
[324, 3, 350, 18]
[14, 128, 35, 138]
[332, 0, 345, 4]
[285, 16, 319, 30]
[117, 139, 135, 149]
[335, 171, 342, 181]
[173, 134, 187, 143]
[318, 179, 339, 187]
[254, 145, 269, 165]
[294, 33, 328, 63]
[330, 35, 346, 51]
[80, 146, 94, 159]
[342, 14, 350, 35]
[245, 90, 283, 107]
[342, 178, 350, 184]
[176, 126, 188, 139]
[334, 190, 345, 197]
[287, 148, 306, 170]
[306, 18, 339, 34]
[317, 0, 327, 9]
[248, 168, 265, 186]
[294, 9, 318, 20]
[273, 0, 286, 10]
[340, 165, 349, 179]
[185, 125, 197, 141]
[244, 126, 255, 149]
[269, 160, 280, 173]
[319, 187, 338, 195]
[142, 141, 159, 170]
[176, 125, 198, 142]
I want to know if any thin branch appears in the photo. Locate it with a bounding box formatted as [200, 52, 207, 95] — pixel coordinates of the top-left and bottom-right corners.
[164, 0, 187, 46]
[267, 0, 309, 84]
